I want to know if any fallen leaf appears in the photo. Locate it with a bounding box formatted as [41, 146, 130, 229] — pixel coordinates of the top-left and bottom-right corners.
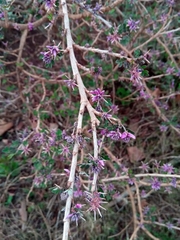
[0, 120, 13, 136]
[128, 118, 140, 132]
[127, 146, 145, 163]
[151, 88, 161, 99]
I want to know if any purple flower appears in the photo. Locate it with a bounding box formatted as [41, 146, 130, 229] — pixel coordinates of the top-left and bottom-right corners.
[74, 203, 83, 209]
[128, 178, 135, 185]
[64, 169, 70, 176]
[167, 32, 173, 39]
[107, 129, 122, 141]
[28, 22, 33, 31]
[171, 177, 177, 188]
[74, 189, 83, 198]
[139, 89, 149, 99]
[64, 79, 77, 90]
[45, 0, 56, 11]
[89, 154, 105, 173]
[151, 177, 161, 191]
[166, 67, 174, 74]
[61, 144, 70, 157]
[153, 160, 160, 169]
[143, 206, 150, 215]
[161, 163, 174, 174]
[164, 186, 172, 194]
[139, 162, 150, 173]
[121, 131, 136, 142]
[85, 191, 106, 219]
[66, 211, 85, 226]
[170, 80, 174, 90]
[47, 45, 59, 58]
[127, 18, 140, 32]
[93, 66, 102, 77]
[19, 144, 32, 156]
[41, 45, 60, 64]
[161, 14, 167, 22]
[112, 192, 120, 199]
[100, 129, 108, 136]
[107, 30, 122, 44]
[77, 134, 86, 148]
[64, 135, 74, 144]
[41, 52, 52, 64]
[176, 69, 180, 77]
[102, 112, 112, 120]
[46, 174, 52, 181]
[33, 176, 44, 187]
[110, 104, 119, 114]
[90, 88, 106, 102]
[167, 0, 175, 6]
[108, 183, 115, 191]
[0, 12, 4, 19]
[48, 130, 56, 146]
[121, 165, 129, 174]
[163, 103, 169, 110]
[141, 190, 146, 198]
[42, 143, 52, 155]
[166, 222, 173, 230]
[33, 132, 45, 144]
[13, 23, 20, 30]
[93, 3, 102, 13]
[160, 125, 168, 132]
[2, 41, 8, 48]
[129, 66, 142, 88]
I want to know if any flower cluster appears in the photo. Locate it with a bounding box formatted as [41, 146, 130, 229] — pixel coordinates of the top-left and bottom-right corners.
[151, 177, 161, 191]
[73, 175, 83, 198]
[107, 129, 136, 142]
[41, 45, 60, 65]
[66, 204, 85, 226]
[63, 79, 77, 90]
[127, 18, 140, 32]
[85, 191, 106, 220]
[107, 29, 122, 44]
[129, 66, 143, 88]
[90, 88, 106, 103]
[161, 163, 174, 174]
[92, 3, 102, 14]
[88, 154, 105, 173]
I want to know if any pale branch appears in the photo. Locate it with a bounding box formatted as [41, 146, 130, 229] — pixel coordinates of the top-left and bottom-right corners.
[91, 125, 99, 192]
[74, 44, 133, 62]
[61, 0, 100, 239]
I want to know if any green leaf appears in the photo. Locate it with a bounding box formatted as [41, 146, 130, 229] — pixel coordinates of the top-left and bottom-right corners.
[47, 13, 53, 21]
[5, 194, 13, 206]
[134, 49, 142, 58]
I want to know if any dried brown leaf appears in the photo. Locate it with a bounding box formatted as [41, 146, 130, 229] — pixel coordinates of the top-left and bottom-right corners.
[127, 146, 145, 163]
[0, 120, 13, 136]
